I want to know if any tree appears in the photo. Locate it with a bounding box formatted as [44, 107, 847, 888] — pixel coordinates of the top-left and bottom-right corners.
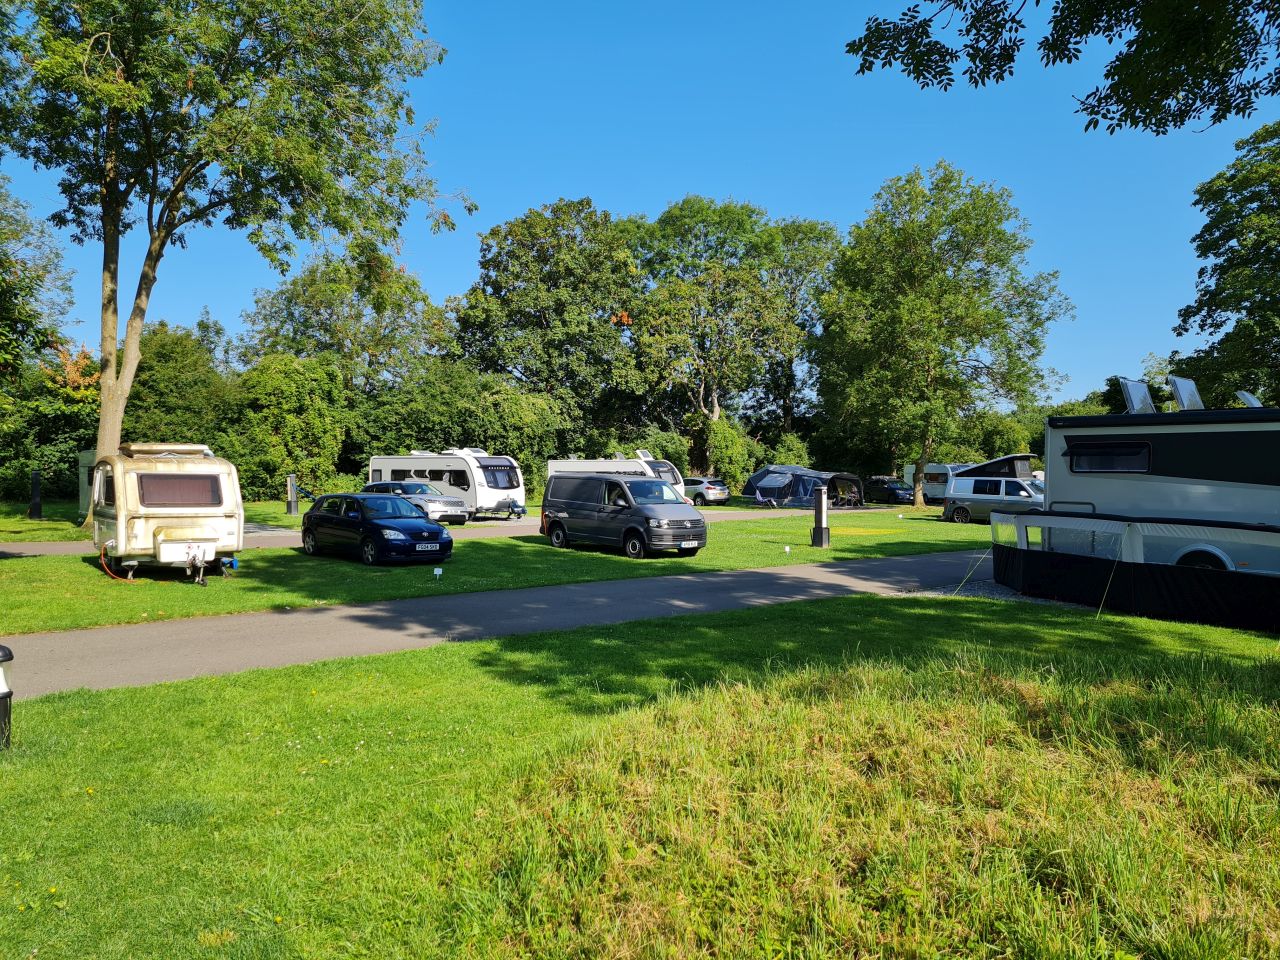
[122, 320, 235, 443]
[1169, 121, 1280, 403]
[240, 251, 447, 394]
[0, 174, 70, 378]
[454, 198, 642, 429]
[846, 1, 1280, 134]
[817, 162, 1069, 505]
[0, 0, 463, 460]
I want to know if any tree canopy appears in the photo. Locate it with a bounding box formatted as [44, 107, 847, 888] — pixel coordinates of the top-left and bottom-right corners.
[846, 1, 1280, 134]
[0, 174, 70, 378]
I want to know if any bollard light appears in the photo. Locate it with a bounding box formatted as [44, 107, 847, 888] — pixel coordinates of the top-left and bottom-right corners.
[811, 485, 831, 548]
[0, 644, 12, 750]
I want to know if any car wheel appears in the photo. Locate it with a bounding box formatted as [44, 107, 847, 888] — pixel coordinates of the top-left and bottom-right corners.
[360, 538, 380, 566]
[302, 529, 320, 556]
[548, 523, 570, 548]
[951, 507, 972, 524]
[693, 494, 707, 506]
[677, 547, 700, 558]
[623, 531, 647, 559]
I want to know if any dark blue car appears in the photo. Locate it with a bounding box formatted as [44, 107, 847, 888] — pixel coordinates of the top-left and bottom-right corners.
[302, 493, 453, 565]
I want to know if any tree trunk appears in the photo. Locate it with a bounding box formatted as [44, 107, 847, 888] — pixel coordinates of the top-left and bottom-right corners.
[912, 448, 929, 508]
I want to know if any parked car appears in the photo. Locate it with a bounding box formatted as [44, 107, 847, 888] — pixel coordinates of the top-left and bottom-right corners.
[862, 476, 914, 505]
[942, 477, 1044, 524]
[541, 473, 707, 558]
[683, 476, 730, 506]
[360, 480, 469, 525]
[302, 493, 453, 565]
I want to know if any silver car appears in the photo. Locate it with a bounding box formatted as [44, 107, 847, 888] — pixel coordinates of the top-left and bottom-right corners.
[683, 477, 731, 506]
[361, 481, 469, 525]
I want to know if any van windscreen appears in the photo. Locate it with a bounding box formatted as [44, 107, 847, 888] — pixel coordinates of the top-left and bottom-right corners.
[138, 473, 222, 507]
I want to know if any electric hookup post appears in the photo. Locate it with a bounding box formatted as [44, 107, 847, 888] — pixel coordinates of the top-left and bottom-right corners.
[27, 469, 41, 520]
[286, 474, 299, 516]
[0, 645, 13, 750]
[811, 484, 830, 548]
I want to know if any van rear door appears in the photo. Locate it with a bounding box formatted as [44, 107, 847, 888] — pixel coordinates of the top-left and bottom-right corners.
[563, 478, 602, 540]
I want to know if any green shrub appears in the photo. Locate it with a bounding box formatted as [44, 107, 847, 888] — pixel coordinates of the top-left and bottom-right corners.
[767, 432, 810, 468]
[704, 418, 753, 492]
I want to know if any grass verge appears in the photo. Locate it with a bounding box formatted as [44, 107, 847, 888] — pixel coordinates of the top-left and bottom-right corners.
[0, 509, 983, 635]
[0, 502, 88, 542]
[2, 594, 1278, 958]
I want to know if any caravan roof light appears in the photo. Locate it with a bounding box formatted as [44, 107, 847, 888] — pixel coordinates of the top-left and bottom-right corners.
[636, 448, 654, 460]
[1237, 390, 1264, 408]
[1167, 375, 1205, 411]
[1118, 378, 1158, 415]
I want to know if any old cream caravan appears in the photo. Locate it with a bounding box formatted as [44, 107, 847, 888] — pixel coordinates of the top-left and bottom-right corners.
[91, 443, 244, 582]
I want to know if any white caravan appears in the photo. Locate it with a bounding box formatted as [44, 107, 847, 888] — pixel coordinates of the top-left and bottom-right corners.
[367, 448, 527, 519]
[903, 462, 974, 504]
[1041, 378, 1280, 573]
[546, 450, 685, 498]
[91, 443, 244, 583]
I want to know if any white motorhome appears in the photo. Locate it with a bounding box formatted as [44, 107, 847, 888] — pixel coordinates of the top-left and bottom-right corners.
[1040, 384, 1280, 574]
[547, 450, 685, 498]
[903, 462, 974, 504]
[367, 448, 527, 519]
[91, 443, 244, 583]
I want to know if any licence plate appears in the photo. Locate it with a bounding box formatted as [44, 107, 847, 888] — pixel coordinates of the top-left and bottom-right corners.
[679, 540, 699, 548]
[416, 543, 440, 551]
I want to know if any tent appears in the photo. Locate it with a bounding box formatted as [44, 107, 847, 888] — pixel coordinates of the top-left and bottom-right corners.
[742, 465, 863, 507]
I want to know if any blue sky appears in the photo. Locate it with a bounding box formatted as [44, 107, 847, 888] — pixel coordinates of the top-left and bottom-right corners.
[2, 0, 1271, 400]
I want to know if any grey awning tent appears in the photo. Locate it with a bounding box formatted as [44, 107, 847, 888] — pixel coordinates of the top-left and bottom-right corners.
[742, 465, 863, 507]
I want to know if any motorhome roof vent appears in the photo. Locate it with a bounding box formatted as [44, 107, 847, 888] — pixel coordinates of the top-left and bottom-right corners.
[611, 452, 627, 460]
[1167, 375, 1205, 411]
[1237, 390, 1265, 408]
[464, 447, 488, 455]
[636, 448, 654, 460]
[1118, 378, 1158, 415]
[118, 443, 214, 458]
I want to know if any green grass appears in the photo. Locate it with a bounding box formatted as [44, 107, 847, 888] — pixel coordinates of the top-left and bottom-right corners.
[0, 509, 984, 636]
[0, 502, 90, 542]
[3, 594, 1279, 958]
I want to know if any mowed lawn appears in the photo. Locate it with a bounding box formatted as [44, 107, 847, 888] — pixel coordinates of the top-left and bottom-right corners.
[3, 595, 1280, 958]
[0, 510, 985, 635]
[0, 502, 89, 542]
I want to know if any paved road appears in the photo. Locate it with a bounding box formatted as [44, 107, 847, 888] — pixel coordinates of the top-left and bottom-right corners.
[0, 507, 820, 557]
[7, 549, 991, 699]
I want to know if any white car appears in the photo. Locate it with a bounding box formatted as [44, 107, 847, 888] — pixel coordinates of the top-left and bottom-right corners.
[361, 481, 469, 525]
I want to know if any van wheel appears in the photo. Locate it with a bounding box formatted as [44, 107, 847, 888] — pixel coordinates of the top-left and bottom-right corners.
[951, 507, 972, 524]
[360, 538, 380, 566]
[623, 531, 647, 559]
[1176, 551, 1227, 571]
[302, 529, 321, 556]
[548, 523, 570, 548]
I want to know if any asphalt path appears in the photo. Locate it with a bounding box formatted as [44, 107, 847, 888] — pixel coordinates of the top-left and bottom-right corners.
[0, 507, 818, 557]
[7, 549, 991, 699]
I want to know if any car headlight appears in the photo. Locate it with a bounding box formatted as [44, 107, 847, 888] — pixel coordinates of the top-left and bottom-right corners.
[648, 518, 669, 528]
[381, 529, 407, 540]
[441, 530, 452, 540]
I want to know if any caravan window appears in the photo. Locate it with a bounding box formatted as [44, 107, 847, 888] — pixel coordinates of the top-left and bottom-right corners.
[96, 468, 115, 506]
[482, 467, 519, 489]
[646, 461, 680, 485]
[138, 474, 222, 507]
[923, 472, 948, 484]
[427, 469, 470, 491]
[1068, 442, 1151, 474]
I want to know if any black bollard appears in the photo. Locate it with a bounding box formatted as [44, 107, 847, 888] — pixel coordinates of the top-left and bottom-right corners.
[0, 645, 12, 750]
[27, 469, 41, 520]
[811, 484, 830, 548]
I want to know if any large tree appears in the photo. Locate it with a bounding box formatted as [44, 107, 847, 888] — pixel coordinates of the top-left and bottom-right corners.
[454, 197, 643, 429]
[0, 174, 70, 378]
[0, 0, 461, 460]
[1169, 121, 1280, 404]
[817, 162, 1069, 505]
[846, 1, 1280, 134]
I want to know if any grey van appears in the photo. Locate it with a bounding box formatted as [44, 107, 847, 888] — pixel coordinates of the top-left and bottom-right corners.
[942, 477, 1044, 523]
[541, 473, 707, 558]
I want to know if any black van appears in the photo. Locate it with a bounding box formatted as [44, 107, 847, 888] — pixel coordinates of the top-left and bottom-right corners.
[541, 473, 707, 558]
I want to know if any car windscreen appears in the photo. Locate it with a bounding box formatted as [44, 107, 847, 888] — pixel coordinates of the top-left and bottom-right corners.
[1027, 480, 1045, 494]
[885, 481, 910, 490]
[625, 479, 682, 504]
[362, 496, 423, 519]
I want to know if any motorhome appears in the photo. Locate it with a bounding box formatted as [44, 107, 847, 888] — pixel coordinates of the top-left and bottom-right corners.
[903, 462, 974, 504]
[990, 377, 1280, 632]
[1039, 379, 1280, 572]
[367, 449, 527, 519]
[547, 450, 686, 498]
[91, 443, 244, 583]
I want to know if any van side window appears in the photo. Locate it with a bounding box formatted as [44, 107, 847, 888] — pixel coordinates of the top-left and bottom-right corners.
[1005, 481, 1031, 498]
[973, 479, 1001, 496]
[603, 481, 628, 507]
